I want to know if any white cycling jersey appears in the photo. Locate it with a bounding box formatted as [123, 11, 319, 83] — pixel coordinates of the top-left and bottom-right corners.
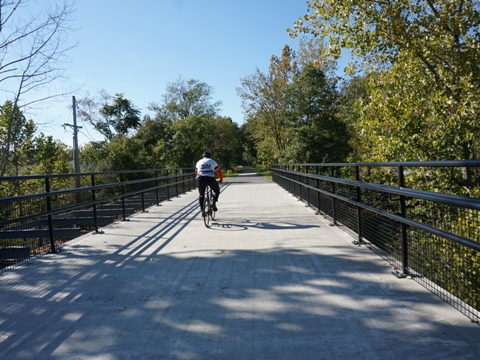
[195, 157, 219, 178]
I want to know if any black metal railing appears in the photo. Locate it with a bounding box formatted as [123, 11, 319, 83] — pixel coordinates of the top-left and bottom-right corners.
[0, 168, 195, 270]
[272, 160, 480, 324]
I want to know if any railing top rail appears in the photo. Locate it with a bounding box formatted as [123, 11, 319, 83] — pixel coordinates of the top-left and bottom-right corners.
[0, 172, 192, 203]
[275, 160, 480, 168]
[273, 168, 480, 211]
[0, 167, 195, 182]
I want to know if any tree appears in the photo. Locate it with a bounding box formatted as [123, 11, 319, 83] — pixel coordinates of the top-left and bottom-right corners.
[0, 0, 76, 175]
[167, 115, 216, 168]
[289, 0, 480, 75]
[290, 0, 480, 162]
[286, 63, 349, 163]
[0, 100, 36, 176]
[296, 37, 337, 76]
[357, 55, 480, 163]
[163, 115, 242, 170]
[0, 101, 72, 176]
[149, 78, 222, 122]
[104, 136, 149, 171]
[99, 93, 141, 138]
[133, 114, 169, 168]
[79, 140, 110, 172]
[143, 78, 226, 168]
[336, 76, 369, 161]
[239, 122, 256, 166]
[239, 43, 349, 166]
[77, 91, 141, 141]
[79, 136, 149, 172]
[237, 45, 297, 165]
[30, 133, 71, 175]
[210, 116, 242, 170]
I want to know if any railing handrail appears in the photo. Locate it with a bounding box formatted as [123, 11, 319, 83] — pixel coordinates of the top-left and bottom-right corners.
[277, 169, 480, 211]
[0, 172, 194, 204]
[274, 171, 480, 253]
[274, 160, 480, 168]
[0, 167, 195, 182]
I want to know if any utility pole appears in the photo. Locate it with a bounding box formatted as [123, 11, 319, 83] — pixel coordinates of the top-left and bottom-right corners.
[64, 96, 82, 189]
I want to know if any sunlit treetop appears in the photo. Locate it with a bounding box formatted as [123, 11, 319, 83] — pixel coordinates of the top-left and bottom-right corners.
[288, 0, 480, 77]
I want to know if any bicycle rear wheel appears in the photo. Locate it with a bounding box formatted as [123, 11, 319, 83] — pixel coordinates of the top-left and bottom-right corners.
[211, 202, 216, 220]
[209, 189, 216, 221]
[203, 190, 211, 228]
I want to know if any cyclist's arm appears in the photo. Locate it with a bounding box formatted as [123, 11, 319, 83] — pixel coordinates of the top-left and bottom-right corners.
[216, 168, 224, 182]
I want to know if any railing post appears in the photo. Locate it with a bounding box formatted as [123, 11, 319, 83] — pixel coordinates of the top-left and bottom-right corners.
[395, 165, 409, 277]
[315, 165, 321, 215]
[331, 166, 337, 226]
[353, 166, 364, 245]
[166, 170, 171, 201]
[297, 165, 301, 199]
[155, 170, 160, 206]
[140, 172, 146, 212]
[91, 174, 99, 233]
[120, 173, 127, 221]
[292, 166, 296, 197]
[182, 169, 186, 195]
[175, 169, 179, 197]
[45, 177, 57, 254]
[296, 165, 300, 197]
[193, 169, 197, 190]
[305, 165, 310, 207]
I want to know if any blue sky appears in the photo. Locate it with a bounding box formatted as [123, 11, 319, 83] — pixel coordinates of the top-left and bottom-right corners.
[35, 0, 312, 146]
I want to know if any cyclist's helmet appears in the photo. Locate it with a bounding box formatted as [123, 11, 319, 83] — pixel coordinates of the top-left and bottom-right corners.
[203, 151, 211, 158]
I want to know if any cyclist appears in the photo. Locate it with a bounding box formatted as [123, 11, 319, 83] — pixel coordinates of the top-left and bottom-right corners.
[195, 151, 223, 217]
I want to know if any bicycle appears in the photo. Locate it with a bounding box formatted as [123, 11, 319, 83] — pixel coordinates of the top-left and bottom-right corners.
[203, 186, 216, 228]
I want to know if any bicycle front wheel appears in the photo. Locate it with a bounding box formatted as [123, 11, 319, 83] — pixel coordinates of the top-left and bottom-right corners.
[203, 192, 211, 228]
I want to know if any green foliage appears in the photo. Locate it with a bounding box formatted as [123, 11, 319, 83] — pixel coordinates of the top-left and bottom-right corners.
[149, 78, 222, 122]
[168, 115, 216, 167]
[357, 61, 480, 163]
[0, 101, 36, 176]
[239, 123, 256, 166]
[29, 134, 72, 176]
[336, 76, 369, 162]
[285, 63, 350, 163]
[210, 117, 242, 169]
[0, 102, 70, 178]
[99, 93, 142, 138]
[144, 115, 242, 170]
[80, 137, 149, 172]
[79, 141, 110, 172]
[238, 43, 350, 166]
[237, 45, 295, 166]
[290, 0, 480, 75]
[136, 78, 240, 170]
[77, 91, 141, 141]
[106, 136, 149, 171]
[291, 0, 480, 163]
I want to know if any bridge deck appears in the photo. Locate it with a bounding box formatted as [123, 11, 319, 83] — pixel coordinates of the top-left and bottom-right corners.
[1, 174, 479, 359]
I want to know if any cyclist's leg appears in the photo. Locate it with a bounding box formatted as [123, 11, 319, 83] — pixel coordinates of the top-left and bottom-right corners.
[209, 177, 220, 203]
[197, 177, 206, 212]
[206, 177, 220, 212]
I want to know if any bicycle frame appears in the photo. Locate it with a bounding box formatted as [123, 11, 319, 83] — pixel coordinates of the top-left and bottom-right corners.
[203, 186, 216, 228]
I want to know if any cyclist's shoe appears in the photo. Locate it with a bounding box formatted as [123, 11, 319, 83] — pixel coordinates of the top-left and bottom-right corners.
[202, 211, 206, 217]
[212, 202, 218, 212]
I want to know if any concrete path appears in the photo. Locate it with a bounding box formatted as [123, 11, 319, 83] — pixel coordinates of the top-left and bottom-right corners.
[0, 174, 479, 360]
